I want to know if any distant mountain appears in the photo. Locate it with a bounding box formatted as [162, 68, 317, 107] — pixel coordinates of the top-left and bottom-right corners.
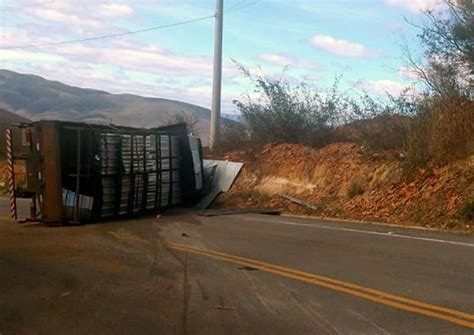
[0, 69, 234, 145]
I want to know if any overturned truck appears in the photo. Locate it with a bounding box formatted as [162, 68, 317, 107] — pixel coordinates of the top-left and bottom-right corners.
[8, 120, 203, 224]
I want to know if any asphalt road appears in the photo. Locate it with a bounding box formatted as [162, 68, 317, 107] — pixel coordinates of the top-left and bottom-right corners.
[0, 200, 473, 334]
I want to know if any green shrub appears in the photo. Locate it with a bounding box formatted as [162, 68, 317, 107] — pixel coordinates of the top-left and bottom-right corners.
[459, 197, 474, 222]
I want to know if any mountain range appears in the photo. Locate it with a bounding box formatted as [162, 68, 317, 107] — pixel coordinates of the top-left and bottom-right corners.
[0, 69, 237, 144]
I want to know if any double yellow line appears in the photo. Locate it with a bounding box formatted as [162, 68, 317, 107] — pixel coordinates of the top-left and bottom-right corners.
[169, 242, 474, 329]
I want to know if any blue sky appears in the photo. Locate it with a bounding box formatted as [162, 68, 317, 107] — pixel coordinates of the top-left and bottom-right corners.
[0, 0, 440, 114]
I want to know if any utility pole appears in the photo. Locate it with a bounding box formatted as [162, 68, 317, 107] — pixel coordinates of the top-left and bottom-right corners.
[209, 0, 223, 151]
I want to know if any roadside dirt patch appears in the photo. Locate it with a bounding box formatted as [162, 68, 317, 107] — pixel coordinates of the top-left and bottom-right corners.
[0, 220, 185, 334]
[216, 143, 474, 231]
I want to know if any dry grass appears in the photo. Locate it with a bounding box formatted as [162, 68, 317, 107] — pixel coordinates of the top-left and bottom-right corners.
[405, 95, 474, 167]
[219, 89, 473, 172]
[214, 122, 251, 155]
[342, 115, 411, 151]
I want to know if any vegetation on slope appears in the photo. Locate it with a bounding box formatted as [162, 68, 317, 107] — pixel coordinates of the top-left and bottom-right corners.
[215, 1, 473, 230]
[218, 0, 473, 169]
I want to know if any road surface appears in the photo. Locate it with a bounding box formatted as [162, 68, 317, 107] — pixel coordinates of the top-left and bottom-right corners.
[0, 200, 472, 334]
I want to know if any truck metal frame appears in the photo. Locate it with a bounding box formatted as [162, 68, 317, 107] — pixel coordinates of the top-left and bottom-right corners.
[6, 120, 202, 224]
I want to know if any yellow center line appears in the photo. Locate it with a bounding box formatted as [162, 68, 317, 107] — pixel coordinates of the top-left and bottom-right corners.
[169, 242, 474, 329]
[107, 231, 474, 329]
[170, 242, 473, 321]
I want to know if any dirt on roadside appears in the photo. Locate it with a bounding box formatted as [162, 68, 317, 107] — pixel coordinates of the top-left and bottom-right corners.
[0, 218, 185, 334]
[215, 143, 474, 231]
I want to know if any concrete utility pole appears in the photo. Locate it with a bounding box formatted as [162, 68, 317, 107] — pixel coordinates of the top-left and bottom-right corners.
[209, 0, 223, 151]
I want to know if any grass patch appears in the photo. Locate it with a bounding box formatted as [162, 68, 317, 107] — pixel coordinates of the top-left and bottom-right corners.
[331, 206, 342, 216]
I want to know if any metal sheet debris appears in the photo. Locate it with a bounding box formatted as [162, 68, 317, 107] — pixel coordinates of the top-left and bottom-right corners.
[195, 160, 243, 209]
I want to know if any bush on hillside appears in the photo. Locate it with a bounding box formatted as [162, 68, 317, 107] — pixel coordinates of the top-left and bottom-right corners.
[405, 93, 474, 166]
[217, 122, 250, 153]
[232, 69, 358, 149]
[459, 196, 474, 222]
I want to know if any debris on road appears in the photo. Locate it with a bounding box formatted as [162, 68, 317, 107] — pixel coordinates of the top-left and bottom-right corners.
[238, 266, 258, 271]
[216, 296, 236, 311]
[195, 160, 243, 209]
[198, 207, 280, 216]
[216, 305, 236, 311]
[279, 193, 318, 211]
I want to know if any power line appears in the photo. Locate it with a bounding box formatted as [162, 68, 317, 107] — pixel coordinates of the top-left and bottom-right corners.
[226, 1, 248, 12]
[1, 1, 262, 50]
[1, 14, 216, 50]
[225, 0, 261, 14]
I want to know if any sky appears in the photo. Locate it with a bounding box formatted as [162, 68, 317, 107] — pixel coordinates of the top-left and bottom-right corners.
[0, 0, 442, 114]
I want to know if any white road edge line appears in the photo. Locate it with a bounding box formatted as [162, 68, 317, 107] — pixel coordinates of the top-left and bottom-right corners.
[240, 217, 474, 247]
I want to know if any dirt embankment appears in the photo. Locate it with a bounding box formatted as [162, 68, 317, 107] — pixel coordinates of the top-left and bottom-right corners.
[216, 143, 474, 231]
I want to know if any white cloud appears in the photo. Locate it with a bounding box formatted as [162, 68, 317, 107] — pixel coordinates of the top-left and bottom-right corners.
[0, 28, 232, 78]
[398, 66, 420, 80]
[258, 53, 320, 72]
[0, 49, 64, 63]
[384, 0, 443, 13]
[52, 42, 240, 78]
[26, 8, 102, 28]
[99, 3, 134, 17]
[258, 53, 293, 66]
[23, 2, 136, 31]
[357, 80, 409, 96]
[310, 35, 383, 58]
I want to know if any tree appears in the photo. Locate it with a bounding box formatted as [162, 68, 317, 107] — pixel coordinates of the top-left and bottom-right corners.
[400, 1, 474, 166]
[164, 110, 200, 136]
[406, 0, 473, 95]
[232, 64, 363, 147]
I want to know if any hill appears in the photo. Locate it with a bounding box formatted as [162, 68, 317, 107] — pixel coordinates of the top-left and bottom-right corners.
[0, 69, 231, 144]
